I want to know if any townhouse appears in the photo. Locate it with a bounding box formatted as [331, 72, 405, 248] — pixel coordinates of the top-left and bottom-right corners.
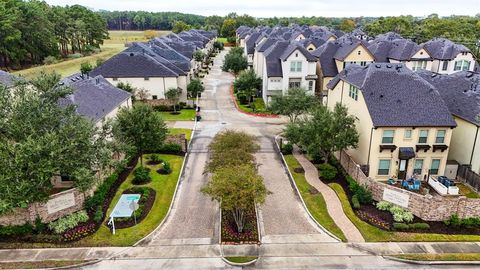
[0, 70, 21, 88]
[91, 29, 216, 101]
[423, 38, 476, 74]
[326, 63, 456, 181]
[262, 41, 317, 104]
[418, 71, 480, 174]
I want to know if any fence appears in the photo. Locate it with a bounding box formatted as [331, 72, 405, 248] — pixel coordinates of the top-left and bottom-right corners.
[336, 150, 480, 221]
[457, 165, 480, 192]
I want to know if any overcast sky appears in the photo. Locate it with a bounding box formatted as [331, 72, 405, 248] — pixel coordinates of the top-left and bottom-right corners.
[44, 0, 479, 17]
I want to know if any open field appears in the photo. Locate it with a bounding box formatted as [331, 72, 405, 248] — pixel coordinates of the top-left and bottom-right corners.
[13, 30, 170, 79]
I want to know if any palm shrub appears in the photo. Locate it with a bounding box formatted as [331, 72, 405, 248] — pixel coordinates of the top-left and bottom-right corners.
[132, 167, 151, 184]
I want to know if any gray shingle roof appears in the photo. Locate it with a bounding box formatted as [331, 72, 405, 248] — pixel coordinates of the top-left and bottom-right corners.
[264, 41, 291, 77]
[374, 32, 403, 41]
[279, 42, 317, 62]
[418, 70, 480, 126]
[0, 70, 22, 88]
[256, 38, 280, 52]
[124, 43, 186, 76]
[368, 38, 429, 62]
[91, 52, 179, 78]
[59, 74, 131, 123]
[311, 41, 340, 77]
[327, 63, 456, 128]
[333, 35, 371, 61]
[245, 32, 262, 54]
[423, 38, 471, 60]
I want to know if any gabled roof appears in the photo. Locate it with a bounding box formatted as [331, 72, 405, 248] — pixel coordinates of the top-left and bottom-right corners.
[91, 52, 179, 78]
[0, 70, 22, 88]
[256, 38, 280, 53]
[264, 41, 291, 77]
[245, 32, 262, 54]
[333, 35, 372, 61]
[311, 41, 341, 77]
[124, 43, 186, 75]
[418, 70, 480, 126]
[279, 42, 317, 62]
[374, 32, 403, 41]
[299, 38, 326, 50]
[368, 38, 429, 62]
[327, 63, 456, 128]
[423, 38, 471, 60]
[59, 74, 131, 123]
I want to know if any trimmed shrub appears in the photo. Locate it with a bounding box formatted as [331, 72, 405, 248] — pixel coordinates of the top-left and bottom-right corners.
[346, 175, 373, 205]
[93, 206, 104, 223]
[150, 154, 163, 164]
[158, 162, 172, 175]
[0, 223, 34, 237]
[34, 217, 46, 234]
[237, 94, 248, 105]
[376, 201, 393, 211]
[157, 143, 183, 154]
[392, 222, 409, 230]
[48, 210, 89, 234]
[132, 167, 152, 185]
[43, 56, 57, 65]
[84, 173, 119, 211]
[281, 143, 293, 155]
[68, 53, 83, 59]
[410, 223, 430, 230]
[318, 163, 337, 181]
[351, 194, 361, 209]
[444, 214, 480, 228]
[227, 36, 236, 43]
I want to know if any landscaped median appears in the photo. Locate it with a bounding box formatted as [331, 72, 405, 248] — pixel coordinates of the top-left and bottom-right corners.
[390, 253, 480, 262]
[230, 86, 278, 118]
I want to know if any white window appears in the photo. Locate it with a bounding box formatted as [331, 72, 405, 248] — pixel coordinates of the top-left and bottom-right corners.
[290, 61, 302, 72]
[404, 129, 412, 139]
[378, 160, 391, 175]
[308, 81, 313, 91]
[360, 61, 367, 66]
[435, 130, 446, 144]
[430, 159, 441, 175]
[454, 60, 471, 71]
[412, 61, 427, 71]
[418, 130, 428, 144]
[152, 95, 158, 100]
[349, 84, 358, 101]
[382, 130, 395, 144]
[288, 78, 301, 89]
[414, 159, 423, 175]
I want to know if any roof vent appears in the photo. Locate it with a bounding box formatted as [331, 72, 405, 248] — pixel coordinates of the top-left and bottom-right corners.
[386, 64, 392, 68]
[431, 73, 437, 78]
[375, 64, 381, 68]
[379, 94, 384, 98]
[396, 99, 402, 104]
[464, 89, 468, 93]
[466, 72, 474, 78]
[129, 53, 134, 56]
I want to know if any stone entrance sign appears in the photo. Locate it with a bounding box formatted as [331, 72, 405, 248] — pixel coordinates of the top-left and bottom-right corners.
[47, 192, 76, 214]
[383, 188, 410, 208]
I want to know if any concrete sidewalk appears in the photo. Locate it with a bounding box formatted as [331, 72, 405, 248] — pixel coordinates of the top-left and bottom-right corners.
[2, 242, 480, 263]
[293, 148, 365, 242]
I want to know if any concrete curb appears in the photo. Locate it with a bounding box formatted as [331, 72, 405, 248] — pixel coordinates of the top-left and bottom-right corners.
[43, 259, 101, 270]
[221, 256, 258, 267]
[133, 116, 198, 247]
[383, 255, 480, 265]
[273, 135, 342, 242]
[229, 86, 279, 118]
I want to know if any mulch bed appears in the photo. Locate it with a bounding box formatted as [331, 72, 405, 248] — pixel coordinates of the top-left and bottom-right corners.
[112, 188, 156, 229]
[221, 205, 259, 245]
[316, 159, 480, 235]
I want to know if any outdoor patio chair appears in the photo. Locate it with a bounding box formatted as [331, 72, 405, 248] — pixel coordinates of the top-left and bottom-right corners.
[413, 180, 421, 190]
[387, 178, 396, 185]
[402, 180, 409, 188]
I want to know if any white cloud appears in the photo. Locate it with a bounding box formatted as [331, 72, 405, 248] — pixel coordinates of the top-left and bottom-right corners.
[44, 0, 479, 17]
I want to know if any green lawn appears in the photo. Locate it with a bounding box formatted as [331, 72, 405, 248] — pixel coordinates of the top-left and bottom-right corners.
[457, 183, 480, 199]
[217, 37, 228, 44]
[158, 109, 196, 121]
[237, 97, 274, 115]
[0, 260, 88, 269]
[105, 30, 170, 45]
[224, 256, 257, 263]
[168, 128, 193, 141]
[283, 155, 347, 241]
[328, 182, 480, 242]
[392, 253, 480, 261]
[76, 154, 183, 246]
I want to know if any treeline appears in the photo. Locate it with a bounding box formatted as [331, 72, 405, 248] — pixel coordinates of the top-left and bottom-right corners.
[98, 11, 206, 30]
[0, 0, 108, 69]
[363, 15, 480, 56]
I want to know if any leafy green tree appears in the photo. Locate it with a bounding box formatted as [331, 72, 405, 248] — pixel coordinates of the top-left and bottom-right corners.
[80, 62, 93, 74]
[193, 49, 205, 62]
[0, 72, 112, 214]
[222, 49, 248, 78]
[213, 41, 224, 51]
[187, 79, 205, 99]
[221, 18, 237, 38]
[285, 103, 359, 163]
[363, 16, 416, 37]
[233, 69, 262, 104]
[172, 20, 191, 33]
[113, 103, 168, 166]
[269, 88, 319, 122]
[165, 88, 181, 113]
[202, 165, 269, 233]
[339, 19, 356, 32]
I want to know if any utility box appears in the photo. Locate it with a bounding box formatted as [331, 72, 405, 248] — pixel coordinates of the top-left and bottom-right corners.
[445, 160, 459, 180]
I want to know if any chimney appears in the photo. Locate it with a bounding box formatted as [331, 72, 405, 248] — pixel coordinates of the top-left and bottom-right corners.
[96, 78, 100, 85]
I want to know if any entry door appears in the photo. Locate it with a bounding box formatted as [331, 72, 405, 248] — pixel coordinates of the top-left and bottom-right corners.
[398, 159, 408, 180]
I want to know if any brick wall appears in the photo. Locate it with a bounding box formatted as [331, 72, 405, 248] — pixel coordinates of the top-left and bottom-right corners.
[0, 188, 88, 226]
[336, 150, 480, 221]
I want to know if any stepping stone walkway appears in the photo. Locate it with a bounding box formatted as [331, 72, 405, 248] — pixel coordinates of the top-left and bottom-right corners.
[293, 148, 365, 242]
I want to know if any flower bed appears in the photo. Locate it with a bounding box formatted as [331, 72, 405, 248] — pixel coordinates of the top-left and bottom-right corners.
[230, 86, 278, 118]
[221, 204, 259, 244]
[112, 187, 156, 229]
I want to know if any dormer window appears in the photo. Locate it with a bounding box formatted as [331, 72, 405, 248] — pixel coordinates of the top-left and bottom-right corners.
[295, 53, 298, 57]
[454, 60, 471, 71]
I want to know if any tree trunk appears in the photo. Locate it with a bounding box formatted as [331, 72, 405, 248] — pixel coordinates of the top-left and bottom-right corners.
[140, 151, 144, 167]
[232, 208, 245, 233]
